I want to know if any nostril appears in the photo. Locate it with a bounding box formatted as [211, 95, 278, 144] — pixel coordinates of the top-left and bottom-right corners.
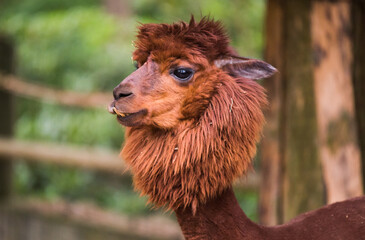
[118, 92, 133, 98]
[113, 83, 134, 100]
[114, 91, 133, 100]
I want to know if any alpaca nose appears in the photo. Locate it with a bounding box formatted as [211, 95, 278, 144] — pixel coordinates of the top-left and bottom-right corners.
[113, 84, 133, 100]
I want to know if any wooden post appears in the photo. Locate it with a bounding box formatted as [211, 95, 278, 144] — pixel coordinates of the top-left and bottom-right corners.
[262, 0, 325, 224]
[0, 35, 14, 202]
[280, 0, 325, 223]
[312, 0, 363, 203]
[259, 0, 283, 226]
[353, 0, 365, 191]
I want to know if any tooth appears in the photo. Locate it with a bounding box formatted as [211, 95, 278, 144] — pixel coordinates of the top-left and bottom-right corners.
[113, 107, 124, 117]
[112, 107, 118, 114]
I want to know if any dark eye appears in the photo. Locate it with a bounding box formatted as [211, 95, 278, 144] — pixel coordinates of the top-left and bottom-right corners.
[171, 68, 194, 81]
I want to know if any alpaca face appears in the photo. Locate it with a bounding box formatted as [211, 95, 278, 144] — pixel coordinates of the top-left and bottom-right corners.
[108, 18, 276, 129]
[109, 53, 276, 129]
[109, 54, 206, 128]
[109, 18, 277, 129]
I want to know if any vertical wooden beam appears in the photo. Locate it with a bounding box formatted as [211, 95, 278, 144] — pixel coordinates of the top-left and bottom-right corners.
[281, 0, 324, 223]
[262, 0, 325, 224]
[353, 0, 365, 191]
[312, 0, 363, 203]
[0, 35, 14, 202]
[259, 0, 283, 226]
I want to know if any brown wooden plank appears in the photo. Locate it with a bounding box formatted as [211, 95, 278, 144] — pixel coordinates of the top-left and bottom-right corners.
[259, 0, 284, 226]
[263, 0, 325, 224]
[0, 198, 183, 240]
[281, 0, 325, 223]
[0, 74, 113, 109]
[352, 0, 365, 191]
[0, 138, 125, 174]
[0, 138, 258, 188]
[312, 0, 363, 203]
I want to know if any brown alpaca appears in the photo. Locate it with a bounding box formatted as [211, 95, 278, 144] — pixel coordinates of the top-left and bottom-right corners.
[109, 17, 365, 240]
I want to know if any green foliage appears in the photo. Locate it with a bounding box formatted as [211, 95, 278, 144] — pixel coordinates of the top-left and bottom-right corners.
[15, 99, 124, 148]
[1, 0, 99, 16]
[0, 0, 264, 218]
[1, 7, 136, 90]
[234, 188, 259, 221]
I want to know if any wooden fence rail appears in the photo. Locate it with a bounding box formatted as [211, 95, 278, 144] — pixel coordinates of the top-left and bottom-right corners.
[0, 74, 113, 108]
[0, 198, 183, 240]
[0, 137, 259, 188]
[0, 137, 125, 174]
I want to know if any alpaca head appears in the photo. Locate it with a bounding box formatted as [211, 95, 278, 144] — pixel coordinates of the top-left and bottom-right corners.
[109, 17, 276, 212]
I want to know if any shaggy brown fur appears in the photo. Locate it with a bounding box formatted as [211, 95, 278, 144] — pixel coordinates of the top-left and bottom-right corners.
[176, 188, 365, 240]
[133, 16, 232, 65]
[122, 73, 266, 211]
[119, 17, 269, 212]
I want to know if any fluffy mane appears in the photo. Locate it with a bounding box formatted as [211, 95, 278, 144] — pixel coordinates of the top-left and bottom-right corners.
[133, 16, 234, 64]
[122, 71, 266, 212]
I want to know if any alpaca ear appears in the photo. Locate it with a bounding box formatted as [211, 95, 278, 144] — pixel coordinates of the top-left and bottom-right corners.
[214, 57, 277, 79]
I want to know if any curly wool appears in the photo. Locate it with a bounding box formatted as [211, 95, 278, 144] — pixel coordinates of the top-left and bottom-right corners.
[133, 16, 233, 64]
[121, 72, 266, 212]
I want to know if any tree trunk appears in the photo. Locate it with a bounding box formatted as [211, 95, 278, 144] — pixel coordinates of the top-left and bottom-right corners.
[0, 35, 14, 202]
[352, 0, 365, 191]
[262, 0, 325, 224]
[259, 0, 283, 226]
[281, 0, 325, 223]
[312, 0, 363, 203]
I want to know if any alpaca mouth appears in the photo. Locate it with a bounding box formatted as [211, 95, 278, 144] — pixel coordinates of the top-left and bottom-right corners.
[112, 107, 132, 118]
[111, 107, 147, 126]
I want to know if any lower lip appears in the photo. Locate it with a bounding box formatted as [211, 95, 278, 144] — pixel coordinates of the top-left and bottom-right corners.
[117, 114, 132, 121]
[116, 109, 147, 126]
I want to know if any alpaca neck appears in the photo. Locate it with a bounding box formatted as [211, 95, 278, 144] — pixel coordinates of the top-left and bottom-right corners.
[175, 187, 265, 240]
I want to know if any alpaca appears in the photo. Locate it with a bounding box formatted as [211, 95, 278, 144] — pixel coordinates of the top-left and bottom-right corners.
[108, 17, 365, 240]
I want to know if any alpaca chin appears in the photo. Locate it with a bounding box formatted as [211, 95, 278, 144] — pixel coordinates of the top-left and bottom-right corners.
[121, 73, 267, 212]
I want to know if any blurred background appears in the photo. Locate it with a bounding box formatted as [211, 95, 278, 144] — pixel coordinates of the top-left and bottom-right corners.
[0, 0, 364, 239]
[0, 0, 264, 239]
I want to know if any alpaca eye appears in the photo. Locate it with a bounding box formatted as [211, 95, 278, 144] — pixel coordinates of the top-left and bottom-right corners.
[171, 68, 194, 81]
